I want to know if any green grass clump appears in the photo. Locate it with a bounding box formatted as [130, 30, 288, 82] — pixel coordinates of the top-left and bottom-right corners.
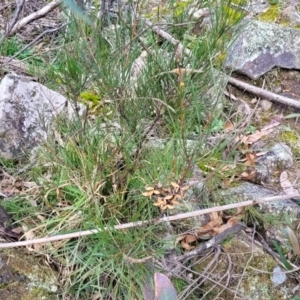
[0, 0, 246, 298]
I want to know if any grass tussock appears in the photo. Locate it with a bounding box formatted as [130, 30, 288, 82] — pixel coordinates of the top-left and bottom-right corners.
[0, 0, 247, 298]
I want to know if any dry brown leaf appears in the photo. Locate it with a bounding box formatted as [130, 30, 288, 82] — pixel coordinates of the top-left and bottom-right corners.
[170, 182, 179, 188]
[145, 187, 154, 191]
[197, 218, 223, 234]
[280, 171, 299, 195]
[261, 116, 281, 131]
[247, 129, 273, 144]
[213, 219, 237, 234]
[142, 191, 154, 197]
[181, 185, 189, 191]
[240, 170, 256, 180]
[236, 206, 245, 215]
[184, 234, 197, 244]
[181, 240, 195, 250]
[225, 121, 234, 132]
[210, 211, 220, 221]
[166, 205, 175, 209]
[175, 235, 185, 243]
[245, 152, 257, 165]
[171, 199, 180, 205]
[287, 226, 300, 257]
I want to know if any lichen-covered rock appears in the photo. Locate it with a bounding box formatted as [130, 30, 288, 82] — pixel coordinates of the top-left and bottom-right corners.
[255, 143, 293, 184]
[0, 74, 86, 159]
[0, 248, 58, 299]
[225, 20, 300, 79]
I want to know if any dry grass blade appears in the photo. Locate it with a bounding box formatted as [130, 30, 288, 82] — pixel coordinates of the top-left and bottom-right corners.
[287, 226, 300, 257]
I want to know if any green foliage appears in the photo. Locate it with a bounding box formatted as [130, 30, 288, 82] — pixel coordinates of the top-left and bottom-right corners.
[273, 241, 293, 270]
[0, 37, 32, 59]
[3, 0, 246, 298]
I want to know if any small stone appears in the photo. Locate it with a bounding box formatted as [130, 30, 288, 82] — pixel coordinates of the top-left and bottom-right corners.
[271, 266, 287, 287]
[273, 86, 282, 94]
[260, 99, 273, 111]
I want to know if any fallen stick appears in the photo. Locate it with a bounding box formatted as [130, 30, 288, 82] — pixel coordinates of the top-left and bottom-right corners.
[0, 193, 299, 248]
[144, 19, 300, 110]
[228, 76, 300, 109]
[8, 0, 62, 36]
[144, 19, 192, 57]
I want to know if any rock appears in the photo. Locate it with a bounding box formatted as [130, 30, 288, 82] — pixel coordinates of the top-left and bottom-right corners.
[0, 248, 58, 299]
[260, 99, 273, 111]
[225, 20, 300, 79]
[254, 143, 293, 184]
[216, 181, 300, 255]
[0, 74, 86, 159]
[280, 5, 300, 27]
[195, 233, 298, 299]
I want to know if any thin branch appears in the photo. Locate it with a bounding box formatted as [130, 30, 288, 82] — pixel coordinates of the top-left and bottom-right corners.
[144, 18, 192, 57]
[0, 193, 299, 248]
[176, 223, 246, 261]
[8, 0, 62, 36]
[143, 19, 300, 110]
[228, 76, 300, 109]
[4, 23, 67, 66]
[5, 0, 25, 37]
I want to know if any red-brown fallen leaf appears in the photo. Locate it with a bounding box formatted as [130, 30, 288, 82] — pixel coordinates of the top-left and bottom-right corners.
[213, 218, 237, 234]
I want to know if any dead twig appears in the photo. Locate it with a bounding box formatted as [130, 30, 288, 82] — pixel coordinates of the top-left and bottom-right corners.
[4, 23, 67, 67]
[144, 18, 192, 57]
[176, 223, 246, 261]
[5, 0, 25, 37]
[8, 0, 62, 36]
[0, 193, 298, 248]
[143, 19, 300, 111]
[228, 76, 300, 109]
[178, 246, 222, 300]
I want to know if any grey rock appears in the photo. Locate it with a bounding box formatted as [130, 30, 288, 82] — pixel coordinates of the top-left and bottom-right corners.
[0, 74, 85, 159]
[280, 5, 300, 27]
[216, 181, 300, 252]
[0, 248, 58, 299]
[216, 181, 274, 202]
[271, 266, 287, 287]
[225, 20, 300, 79]
[260, 99, 273, 111]
[254, 143, 293, 184]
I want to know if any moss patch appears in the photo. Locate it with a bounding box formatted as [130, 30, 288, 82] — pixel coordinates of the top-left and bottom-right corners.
[0, 248, 58, 299]
[259, 5, 280, 23]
